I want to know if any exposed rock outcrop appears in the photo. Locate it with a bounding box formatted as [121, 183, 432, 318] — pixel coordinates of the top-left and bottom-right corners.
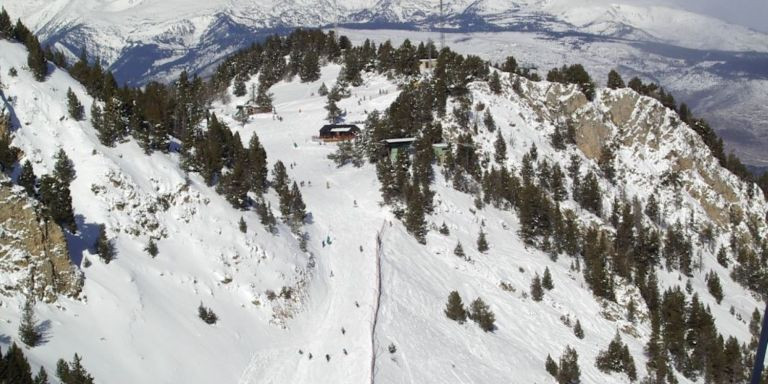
[0, 179, 82, 302]
[527, 78, 756, 229]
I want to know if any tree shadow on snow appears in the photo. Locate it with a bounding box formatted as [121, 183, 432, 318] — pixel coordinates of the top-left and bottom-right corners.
[65, 215, 102, 267]
[0, 334, 10, 345]
[0, 91, 22, 135]
[35, 320, 52, 346]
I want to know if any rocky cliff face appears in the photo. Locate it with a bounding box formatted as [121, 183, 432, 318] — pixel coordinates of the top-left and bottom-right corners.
[0, 180, 82, 302]
[529, 80, 765, 232]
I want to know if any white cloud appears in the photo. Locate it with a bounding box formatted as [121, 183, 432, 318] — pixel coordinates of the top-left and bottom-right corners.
[590, 0, 768, 32]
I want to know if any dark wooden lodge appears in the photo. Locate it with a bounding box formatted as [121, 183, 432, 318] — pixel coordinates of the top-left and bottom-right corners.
[318, 124, 361, 142]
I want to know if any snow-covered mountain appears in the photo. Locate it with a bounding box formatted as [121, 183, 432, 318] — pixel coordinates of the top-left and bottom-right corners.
[1, 31, 767, 383]
[4, 0, 768, 82]
[3, 0, 768, 167]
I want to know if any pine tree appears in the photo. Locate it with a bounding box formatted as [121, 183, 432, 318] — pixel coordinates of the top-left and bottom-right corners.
[325, 86, 343, 123]
[0, 8, 13, 39]
[439, 222, 450, 235]
[546, 354, 559, 377]
[299, 50, 321, 82]
[483, 109, 496, 132]
[477, 229, 489, 253]
[404, 182, 427, 244]
[706, 271, 723, 304]
[144, 239, 158, 258]
[18, 297, 40, 347]
[94, 99, 123, 146]
[578, 172, 602, 216]
[0, 131, 17, 172]
[272, 160, 289, 197]
[247, 134, 269, 194]
[627, 299, 636, 323]
[53, 149, 75, 185]
[94, 224, 114, 263]
[56, 354, 95, 384]
[573, 320, 584, 339]
[342, 49, 363, 86]
[454, 242, 465, 257]
[542, 267, 554, 290]
[512, 78, 523, 95]
[444, 291, 467, 323]
[494, 130, 507, 164]
[551, 124, 567, 150]
[26, 35, 47, 82]
[256, 85, 273, 112]
[239, 217, 247, 233]
[645, 194, 659, 225]
[197, 303, 218, 324]
[18, 160, 36, 196]
[38, 175, 76, 232]
[233, 76, 247, 97]
[607, 70, 625, 89]
[623, 345, 637, 382]
[716, 247, 728, 267]
[531, 273, 544, 301]
[722, 336, 744, 383]
[90, 102, 104, 138]
[595, 332, 636, 381]
[255, 198, 277, 233]
[750, 308, 762, 338]
[557, 346, 581, 384]
[488, 71, 502, 94]
[598, 144, 615, 183]
[502, 56, 518, 73]
[2, 343, 34, 384]
[65, 88, 84, 121]
[289, 181, 307, 232]
[218, 151, 249, 209]
[468, 297, 496, 332]
[33, 366, 49, 384]
[551, 164, 567, 201]
[318, 82, 329, 96]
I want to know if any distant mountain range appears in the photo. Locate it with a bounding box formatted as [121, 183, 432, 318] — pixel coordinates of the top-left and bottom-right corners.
[4, 0, 768, 165]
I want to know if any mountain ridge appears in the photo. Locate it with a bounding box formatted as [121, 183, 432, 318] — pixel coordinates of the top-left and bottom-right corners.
[6, 0, 768, 168]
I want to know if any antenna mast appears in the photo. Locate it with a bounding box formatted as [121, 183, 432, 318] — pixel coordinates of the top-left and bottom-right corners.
[439, 0, 445, 50]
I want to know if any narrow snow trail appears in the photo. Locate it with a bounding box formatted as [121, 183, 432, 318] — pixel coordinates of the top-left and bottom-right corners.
[370, 221, 386, 384]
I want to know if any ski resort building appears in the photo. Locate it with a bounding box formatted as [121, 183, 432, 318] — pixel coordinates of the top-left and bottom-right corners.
[381, 138, 449, 161]
[419, 59, 438, 72]
[382, 138, 416, 161]
[318, 124, 361, 142]
[235, 104, 267, 119]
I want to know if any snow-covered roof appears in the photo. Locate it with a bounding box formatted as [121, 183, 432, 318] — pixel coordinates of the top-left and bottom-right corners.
[330, 127, 354, 133]
[382, 138, 416, 144]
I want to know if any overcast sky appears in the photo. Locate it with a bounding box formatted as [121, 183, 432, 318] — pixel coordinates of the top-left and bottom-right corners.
[619, 0, 768, 32]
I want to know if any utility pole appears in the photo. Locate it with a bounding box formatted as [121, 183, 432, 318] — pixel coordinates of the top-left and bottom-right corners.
[752, 300, 768, 384]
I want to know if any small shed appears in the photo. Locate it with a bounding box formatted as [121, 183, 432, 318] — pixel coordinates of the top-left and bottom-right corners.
[419, 59, 438, 72]
[382, 138, 450, 162]
[381, 138, 416, 161]
[432, 142, 449, 161]
[319, 124, 361, 142]
[236, 104, 259, 116]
